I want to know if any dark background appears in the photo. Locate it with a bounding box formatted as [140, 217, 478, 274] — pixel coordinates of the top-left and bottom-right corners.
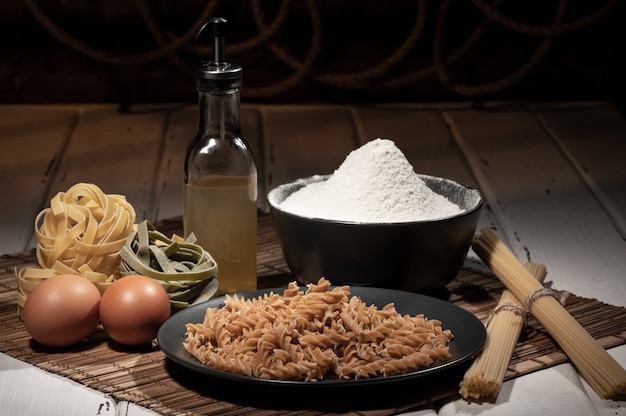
[2, 0, 624, 106]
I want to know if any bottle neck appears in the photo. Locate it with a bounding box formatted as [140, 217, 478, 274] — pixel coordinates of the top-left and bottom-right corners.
[197, 88, 241, 139]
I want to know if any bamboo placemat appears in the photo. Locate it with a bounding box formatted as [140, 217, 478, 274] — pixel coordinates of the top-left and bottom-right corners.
[1, 214, 625, 416]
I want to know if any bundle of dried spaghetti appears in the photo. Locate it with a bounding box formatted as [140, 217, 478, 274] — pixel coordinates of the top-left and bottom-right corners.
[459, 262, 547, 399]
[472, 228, 626, 399]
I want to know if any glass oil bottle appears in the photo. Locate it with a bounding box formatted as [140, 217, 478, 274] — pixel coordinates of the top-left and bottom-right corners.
[184, 17, 257, 295]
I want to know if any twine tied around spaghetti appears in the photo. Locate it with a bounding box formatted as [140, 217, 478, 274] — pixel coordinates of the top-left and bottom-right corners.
[485, 287, 571, 327]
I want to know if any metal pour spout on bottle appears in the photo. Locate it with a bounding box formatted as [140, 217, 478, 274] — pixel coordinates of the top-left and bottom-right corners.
[184, 17, 258, 296]
[208, 18, 228, 141]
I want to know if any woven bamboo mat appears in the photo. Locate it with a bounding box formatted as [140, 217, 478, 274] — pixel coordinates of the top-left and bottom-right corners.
[1, 214, 625, 416]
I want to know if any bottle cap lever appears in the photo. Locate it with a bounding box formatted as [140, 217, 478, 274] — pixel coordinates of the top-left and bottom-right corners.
[195, 17, 228, 67]
[210, 17, 226, 67]
[194, 17, 242, 89]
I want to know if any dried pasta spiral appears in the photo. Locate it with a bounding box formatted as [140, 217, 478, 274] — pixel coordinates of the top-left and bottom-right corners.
[183, 278, 453, 382]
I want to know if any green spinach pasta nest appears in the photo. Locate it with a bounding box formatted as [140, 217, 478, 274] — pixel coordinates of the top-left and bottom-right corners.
[120, 220, 219, 311]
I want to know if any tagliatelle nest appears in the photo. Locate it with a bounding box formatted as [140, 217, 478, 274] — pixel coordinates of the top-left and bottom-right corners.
[34, 182, 136, 282]
[119, 220, 219, 311]
[15, 183, 137, 314]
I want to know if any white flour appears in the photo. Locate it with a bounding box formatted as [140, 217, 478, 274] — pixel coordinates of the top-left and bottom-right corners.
[280, 138, 463, 222]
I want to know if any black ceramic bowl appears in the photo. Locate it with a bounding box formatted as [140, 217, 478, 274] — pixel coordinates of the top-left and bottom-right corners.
[267, 174, 483, 293]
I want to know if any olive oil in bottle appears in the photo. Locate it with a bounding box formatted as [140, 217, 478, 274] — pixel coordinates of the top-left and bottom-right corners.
[184, 17, 257, 295]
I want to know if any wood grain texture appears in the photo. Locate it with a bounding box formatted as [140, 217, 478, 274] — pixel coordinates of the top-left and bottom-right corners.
[534, 104, 626, 234]
[0, 106, 77, 254]
[1, 102, 625, 416]
[443, 107, 626, 307]
[261, 105, 358, 191]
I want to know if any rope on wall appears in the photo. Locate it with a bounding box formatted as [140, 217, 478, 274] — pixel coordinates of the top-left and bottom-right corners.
[23, 0, 618, 99]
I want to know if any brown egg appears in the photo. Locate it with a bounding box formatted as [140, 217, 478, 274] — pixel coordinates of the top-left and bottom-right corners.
[22, 274, 101, 347]
[99, 274, 171, 346]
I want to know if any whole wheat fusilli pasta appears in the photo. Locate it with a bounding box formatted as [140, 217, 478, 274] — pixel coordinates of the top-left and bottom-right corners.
[183, 278, 453, 381]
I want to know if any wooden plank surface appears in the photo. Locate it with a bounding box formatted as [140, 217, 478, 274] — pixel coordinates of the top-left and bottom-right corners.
[147, 105, 190, 223]
[0, 106, 77, 254]
[43, 105, 168, 221]
[534, 104, 626, 233]
[443, 107, 626, 307]
[0, 354, 117, 416]
[261, 105, 358, 191]
[1, 102, 625, 416]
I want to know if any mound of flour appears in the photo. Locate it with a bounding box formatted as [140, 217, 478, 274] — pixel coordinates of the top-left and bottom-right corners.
[280, 138, 463, 222]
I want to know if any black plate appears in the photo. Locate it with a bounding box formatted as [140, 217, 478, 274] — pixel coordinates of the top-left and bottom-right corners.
[157, 286, 486, 392]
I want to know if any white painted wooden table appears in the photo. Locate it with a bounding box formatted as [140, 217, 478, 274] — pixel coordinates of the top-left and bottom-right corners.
[1, 102, 625, 415]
